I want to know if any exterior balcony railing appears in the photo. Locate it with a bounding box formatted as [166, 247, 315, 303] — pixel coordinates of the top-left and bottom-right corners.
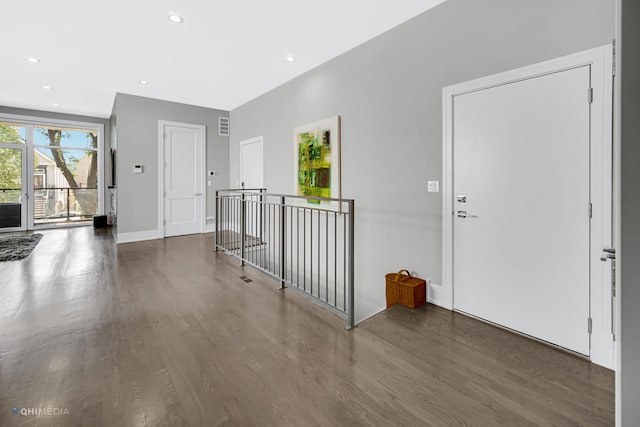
[0, 188, 22, 228]
[0, 187, 98, 226]
[33, 187, 98, 224]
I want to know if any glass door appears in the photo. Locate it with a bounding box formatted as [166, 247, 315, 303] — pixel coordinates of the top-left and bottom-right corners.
[33, 125, 99, 225]
[0, 117, 103, 231]
[0, 123, 27, 231]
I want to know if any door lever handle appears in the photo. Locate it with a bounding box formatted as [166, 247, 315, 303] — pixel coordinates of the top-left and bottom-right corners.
[600, 248, 615, 261]
[194, 193, 203, 196]
[457, 211, 478, 218]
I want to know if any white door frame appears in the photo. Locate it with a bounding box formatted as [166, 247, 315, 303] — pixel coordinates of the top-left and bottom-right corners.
[442, 45, 614, 368]
[0, 141, 27, 232]
[0, 112, 105, 231]
[158, 121, 206, 238]
[239, 136, 263, 189]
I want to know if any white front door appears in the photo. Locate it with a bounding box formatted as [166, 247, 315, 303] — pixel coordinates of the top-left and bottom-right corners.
[453, 66, 591, 355]
[161, 122, 205, 238]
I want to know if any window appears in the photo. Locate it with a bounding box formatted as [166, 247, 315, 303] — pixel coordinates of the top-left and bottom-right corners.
[0, 116, 103, 229]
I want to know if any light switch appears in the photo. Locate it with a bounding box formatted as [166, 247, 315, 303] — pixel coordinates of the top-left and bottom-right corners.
[428, 180, 439, 193]
[207, 180, 212, 187]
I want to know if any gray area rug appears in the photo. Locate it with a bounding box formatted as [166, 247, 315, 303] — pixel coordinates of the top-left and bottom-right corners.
[0, 234, 43, 261]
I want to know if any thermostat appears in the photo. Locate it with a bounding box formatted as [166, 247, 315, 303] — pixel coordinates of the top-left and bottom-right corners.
[133, 165, 143, 174]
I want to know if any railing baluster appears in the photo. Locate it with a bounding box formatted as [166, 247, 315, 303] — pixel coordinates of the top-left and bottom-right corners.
[303, 208, 307, 292]
[254, 196, 258, 266]
[298, 207, 301, 290]
[325, 211, 329, 303]
[66, 188, 70, 222]
[317, 210, 320, 299]
[310, 209, 313, 296]
[268, 199, 272, 272]
[253, 196, 256, 266]
[270, 200, 273, 272]
[273, 201, 276, 274]
[264, 199, 267, 270]
[333, 212, 338, 305]
[280, 196, 286, 289]
[241, 193, 246, 265]
[290, 205, 293, 288]
[225, 197, 228, 250]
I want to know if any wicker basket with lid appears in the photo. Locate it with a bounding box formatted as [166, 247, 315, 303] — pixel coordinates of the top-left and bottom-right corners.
[385, 269, 426, 309]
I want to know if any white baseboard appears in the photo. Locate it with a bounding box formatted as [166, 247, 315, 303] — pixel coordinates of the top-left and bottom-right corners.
[427, 282, 450, 309]
[117, 229, 159, 244]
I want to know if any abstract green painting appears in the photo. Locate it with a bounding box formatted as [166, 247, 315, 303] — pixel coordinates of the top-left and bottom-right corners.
[293, 116, 341, 204]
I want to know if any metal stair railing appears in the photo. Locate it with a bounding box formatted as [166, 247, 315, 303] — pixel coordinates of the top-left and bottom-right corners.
[215, 189, 355, 330]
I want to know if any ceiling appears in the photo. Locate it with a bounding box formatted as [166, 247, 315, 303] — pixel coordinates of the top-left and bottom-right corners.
[1, 0, 446, 119]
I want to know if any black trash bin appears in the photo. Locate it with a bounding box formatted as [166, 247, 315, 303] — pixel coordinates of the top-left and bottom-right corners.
[0, 203, 21, 228]
[93, 215, 108, 228]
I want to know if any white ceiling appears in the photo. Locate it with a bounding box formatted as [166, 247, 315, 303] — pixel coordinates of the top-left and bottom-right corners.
[1, 0, 446, 119]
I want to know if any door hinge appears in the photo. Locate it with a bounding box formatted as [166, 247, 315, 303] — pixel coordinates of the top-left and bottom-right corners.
[589, 202, 593, 219]
[612, 263, 617, 297]
[588, 317, 593, 334]
[612, 39, 617, 77]
[587, 87, 593, 104]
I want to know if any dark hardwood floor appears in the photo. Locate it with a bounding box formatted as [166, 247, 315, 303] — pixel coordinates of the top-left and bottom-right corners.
[0, 228, 614, 426]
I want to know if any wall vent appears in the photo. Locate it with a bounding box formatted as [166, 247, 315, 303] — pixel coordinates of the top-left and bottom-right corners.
[218, 117, 230, 136]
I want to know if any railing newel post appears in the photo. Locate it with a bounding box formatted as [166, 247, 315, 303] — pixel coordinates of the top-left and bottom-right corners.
[347, 200, 355, 330]
[240, 191, 246, 266]
[66, 188, 70, 222]
[215, 190, 219, 252]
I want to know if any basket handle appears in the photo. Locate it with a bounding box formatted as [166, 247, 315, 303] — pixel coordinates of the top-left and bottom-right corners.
[396, 269, 412, 281]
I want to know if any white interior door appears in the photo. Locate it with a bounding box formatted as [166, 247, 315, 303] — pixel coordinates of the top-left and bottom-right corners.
[239, 137, 263, 238]
[453, 66, 591, 355]
[161, 122, 204, 238]
[239, 137, 263, 189]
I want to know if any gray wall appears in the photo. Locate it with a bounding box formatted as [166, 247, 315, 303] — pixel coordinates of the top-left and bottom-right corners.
[111, 93, 229, 236]
[620, 0, 640, 423]
[0, 105, 111, 211]
[229, 0, 615, 322]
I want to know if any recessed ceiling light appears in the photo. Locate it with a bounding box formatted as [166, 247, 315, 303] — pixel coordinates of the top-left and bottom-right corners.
[42, 85, 53, 90]
[138, 80, 149, 85]
[27, 57, 40, 63]
[168, 14, 183, 23]
[286, 55, 295, 62]
[52, 103, 60, 107]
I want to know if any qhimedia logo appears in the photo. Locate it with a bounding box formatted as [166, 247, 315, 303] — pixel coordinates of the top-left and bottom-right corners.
[11, 407, 70, 416]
